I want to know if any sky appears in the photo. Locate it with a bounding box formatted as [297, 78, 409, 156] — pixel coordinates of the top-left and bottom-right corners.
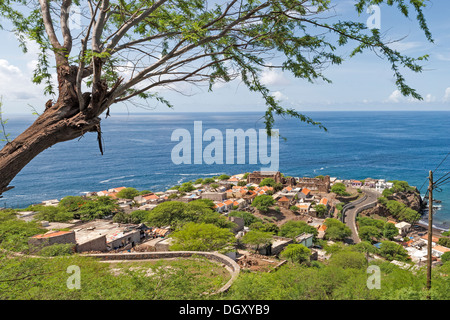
[1, 0, 450, 115]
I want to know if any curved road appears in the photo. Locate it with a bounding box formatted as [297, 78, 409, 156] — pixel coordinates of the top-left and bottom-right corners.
[343, 189, 380, 244]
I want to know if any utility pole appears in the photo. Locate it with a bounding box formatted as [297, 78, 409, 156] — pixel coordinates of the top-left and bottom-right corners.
[426, 170, 433, 296]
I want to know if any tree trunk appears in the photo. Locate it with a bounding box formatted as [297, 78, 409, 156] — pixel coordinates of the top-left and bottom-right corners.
[0, 64, 104, 197]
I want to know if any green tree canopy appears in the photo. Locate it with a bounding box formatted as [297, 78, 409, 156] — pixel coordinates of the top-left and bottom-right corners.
[379, 241, 409, 261]
[314, 204, 328, 218]
[279, 220, 318, 239]
[329, 250, 368, 270]
[324, 218, 352, 241]
[358, 226, 382, 243]
[58, 196, 87, 212]
[116, 187, 140, 199]
[331, 183, 350, 196]
[169, 222, 235, 253]
[251, 194, 276, 212]
[259, 178, 276, 187]
[280, 244, 311, 264]
[241, 230, 273, 252]
[77, 196, 119, 221]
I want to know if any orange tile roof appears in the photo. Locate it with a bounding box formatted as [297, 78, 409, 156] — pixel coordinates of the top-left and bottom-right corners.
[433, 245, 450, 253]
[32, 230, 72, 239]
[144, 194, 159, 200]
[318, 225, 327, 232]
[286, 186, 292, 191]
[224, 199, 233, 205]
[302, 188, 311, 195]
[114, 187, 126, 192]
[108, 192, 118, 199]
[319, 198, 328, 205]
[278, 196, 289, 202]
[421, 235, 440, 243]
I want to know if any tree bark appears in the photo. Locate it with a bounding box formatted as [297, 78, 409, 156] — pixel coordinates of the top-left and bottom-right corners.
[0, 64, 103, 197]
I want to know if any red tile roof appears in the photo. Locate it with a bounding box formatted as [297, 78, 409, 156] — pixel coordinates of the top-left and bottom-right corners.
[32, 230, 72, 239]
[278, 196, 289, 202]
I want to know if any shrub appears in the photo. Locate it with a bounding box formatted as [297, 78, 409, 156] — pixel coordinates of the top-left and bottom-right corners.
[116, 187, 140, 199]
[331, 183, 350, 196]
[38, 243, 75, 256]
[280, 244, 311, 264]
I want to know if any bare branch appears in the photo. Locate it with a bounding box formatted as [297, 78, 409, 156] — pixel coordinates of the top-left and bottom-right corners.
[104, 0, 169, 52]
[38, 0, 63, 53]
[60, 0, 73, 53]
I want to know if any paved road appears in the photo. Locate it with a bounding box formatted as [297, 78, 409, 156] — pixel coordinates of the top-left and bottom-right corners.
[343, 189, 380, 244]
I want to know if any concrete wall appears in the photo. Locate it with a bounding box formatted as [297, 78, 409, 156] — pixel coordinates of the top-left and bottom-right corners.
[108, 230, 141, 250]
[28, 231, 76, 251]
[76, 235, 107, 253]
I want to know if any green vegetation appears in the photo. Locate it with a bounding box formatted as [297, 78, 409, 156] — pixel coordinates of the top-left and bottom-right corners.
[279, 221, 318, 240]
[313, 203, 328, 218]
[259, 178, 276, 187]
[218, 174, 230, 181]
[359, 226, 382, 243]
[241, 230, 273, 253]
[77, 196, 119, 221]
[0, 254, 230, 299]
[59, 196, 87, 212]
[116, 187, 140, 199]
[169, 222, 236, 253]
[251, 195, 276, 212]
[194, 178, 204, 185]
[330, 183, 351, 196]
[179, 182, 196, 193]
[382, 180, 416, 197]
[0, 211, 45, 252]
[249, 221, 279, 234]
[385, 200, 420, 223]
[441, 252, 450, 263]
[202, 177, 215, 184]
[38, 243, 75, 257]
[228, 211, 261, 226]
[328, 250, 368, 270]
[437, 237, 450, 248]
[323, 218, 352, 241]
[290, 205, 299, 213]
[144, 201, 235, 230]
[280, 244, 311, 264]
[357, 216, 398, 242]
[378, 241, 409, 261]
[31, 205, 74, 222]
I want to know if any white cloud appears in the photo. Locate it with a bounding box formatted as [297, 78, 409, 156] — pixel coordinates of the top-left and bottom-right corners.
[386, 89, 437, 104]
[443, 87, 450, 102]
[386, 89, 403, 103]
[271, 91, 288, 101]
[0, 59, 40, 100]
[425, 93, 436, 103]
[387, 41, 424, 52]
[260, 68, 290, 86]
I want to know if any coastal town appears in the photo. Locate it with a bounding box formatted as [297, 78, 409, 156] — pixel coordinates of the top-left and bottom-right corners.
[13, 171, 450, 272]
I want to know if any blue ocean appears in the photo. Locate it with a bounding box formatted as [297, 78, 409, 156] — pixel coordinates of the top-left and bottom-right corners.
[1, 111, 449, 229]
